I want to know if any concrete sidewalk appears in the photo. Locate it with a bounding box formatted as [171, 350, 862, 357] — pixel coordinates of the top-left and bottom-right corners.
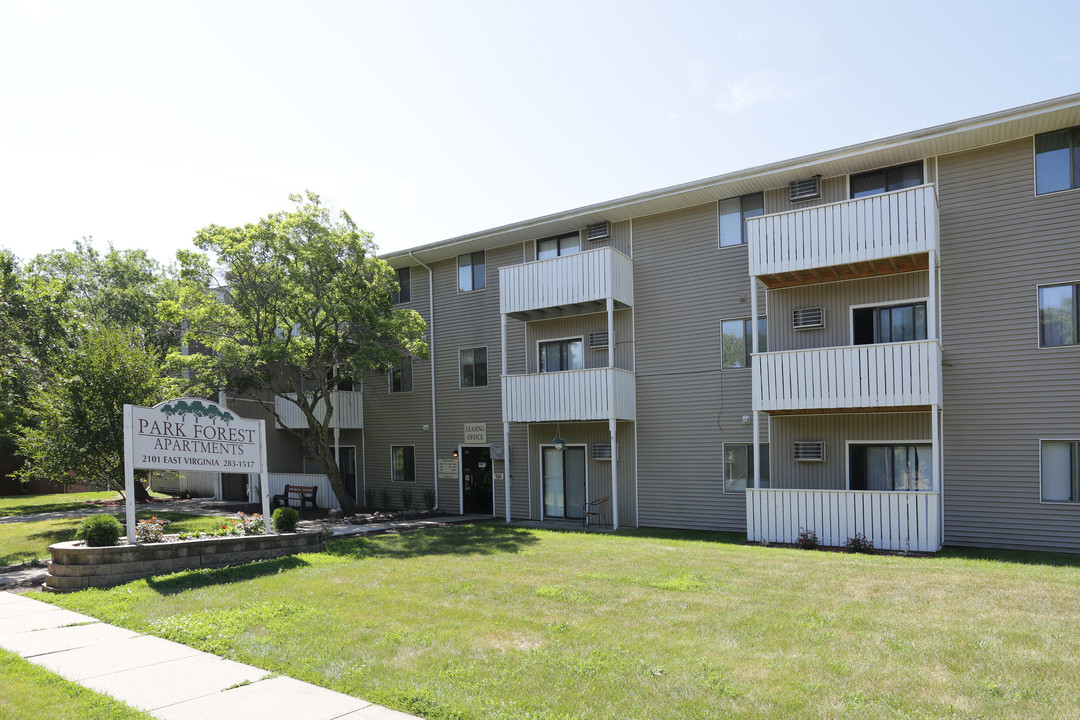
[0, 591, 420, 719]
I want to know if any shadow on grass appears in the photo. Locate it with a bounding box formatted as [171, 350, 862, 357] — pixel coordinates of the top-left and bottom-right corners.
[938, 545, 1080, 569]
[616, 527, 748, 545]
[0, 501, 99, 518]
[145, 555, 312, 596]
[327, 523, 540, 560]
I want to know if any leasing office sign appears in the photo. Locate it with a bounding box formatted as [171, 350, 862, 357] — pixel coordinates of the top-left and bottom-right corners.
[129, 398, 263, 473]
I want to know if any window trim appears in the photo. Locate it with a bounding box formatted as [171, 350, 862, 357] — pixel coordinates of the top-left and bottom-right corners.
[536, 335, 585, 373]
[845, 439, 934, 492]
[457, 251, 487, 294]
[458, 346, 489, 389]
[1039, 438, 1080, 504]
[1036, 281, 1080, 349]
[392, 267, 411, 305]
[849, 296, 930, 346]
[722, 442, 770, 493]
[721, 316, 767, 370]
[1033, 128, 1080, 197]
[717, 192, 765, 249]
[388, 356, 413, 394]
[848, 160, 925, 199]
[390, 445, 416, 483]
[536, 231, 582, 261]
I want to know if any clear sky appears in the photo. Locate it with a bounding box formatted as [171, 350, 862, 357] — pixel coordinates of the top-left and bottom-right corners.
[1, 0, 1077, 264]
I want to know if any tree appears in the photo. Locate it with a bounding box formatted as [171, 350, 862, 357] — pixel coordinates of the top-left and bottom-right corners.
[169, 192, 426, 513]
[16, 325, 177, 499]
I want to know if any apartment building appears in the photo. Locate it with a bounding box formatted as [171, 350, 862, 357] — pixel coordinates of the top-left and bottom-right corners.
[228, 94, 1080, 554]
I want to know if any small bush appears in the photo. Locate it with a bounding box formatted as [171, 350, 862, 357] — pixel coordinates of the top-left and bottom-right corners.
[271, 506, 300, 533]
[795, 528, 819, 550]
[364, 487, 376, 510]
[379, 487, 392, 509]
[75, 514, 123, 547]
[422, 487, 436, 511]
[134, 516, 167, 543]
[844, 533, 874, 553]
[400, 488, 414, 510]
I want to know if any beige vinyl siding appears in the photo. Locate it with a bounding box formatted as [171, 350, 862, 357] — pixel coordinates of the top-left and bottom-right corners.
[767, 413, 932, 490]
[767, 271, 930, 351]
[527, 422, 636, 524]
[525, 220, 632, 260]
[938, 137, 1080, 551]
[763, 175, 848, 213]
[225, 396, 304, 474]
[633, 203, 766, 531]
[523, 309, 634, 373]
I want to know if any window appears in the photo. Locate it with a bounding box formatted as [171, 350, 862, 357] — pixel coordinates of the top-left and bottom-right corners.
[1041, 441, 1080, 502]
[459, 347, 488, 387]
[724, 443, 770, 492]
[850, 162, 923, 199]
[389, 356, 412, 393]
[849, 444, 932, 491]
[853, 302, 927, 345]
[391, 446, 415, 483]
[539, 338, 583, 372]
[458, 251, 486, 292]
[721, 317, 767, 369]
[1035, 127, 1080, 195]
[537, 232, 581, 260]
[1039, 283, 1078, 347]
[718, 192, 764, 247]
[392, 267, 410, 304]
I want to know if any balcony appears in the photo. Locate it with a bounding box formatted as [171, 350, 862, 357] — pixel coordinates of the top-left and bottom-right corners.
[275, 390, 363, 430]
[747, 184, 939, 288]
[752, 340, 942, 413]
[746, 489, 942, 552]
[500, 247, 634, 321]
[502, 368, 636, 423]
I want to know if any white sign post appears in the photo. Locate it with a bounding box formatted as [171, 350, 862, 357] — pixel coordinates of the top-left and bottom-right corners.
[123, 398, 269, 544]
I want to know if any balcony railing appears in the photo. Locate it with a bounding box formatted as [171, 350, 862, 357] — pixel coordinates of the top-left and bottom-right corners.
[752, 340, 941, 412]
[746, 488, 942, 552]
[502, 367, 636, 423]
[275, 390, 363, 430]
[499, 247, 634, 320]
[747, 184, 939, 280]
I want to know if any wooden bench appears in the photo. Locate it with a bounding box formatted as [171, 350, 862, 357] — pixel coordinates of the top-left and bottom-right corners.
[271, 484, 319, 510]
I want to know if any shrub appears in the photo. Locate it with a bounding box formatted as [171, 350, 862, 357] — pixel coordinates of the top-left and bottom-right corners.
[272, 506, 300, 533]
[844, 533, 874, 553]
[379, 487, 391, 509]
[75, 514, 123, 547]
[400, 488, 414, 510]
[134, 516, 167, 543]
[422, 487, 436, 512]
[364, 487, 375, 510]
[795, 528, 819, 550]
[236, 512, 266, 536]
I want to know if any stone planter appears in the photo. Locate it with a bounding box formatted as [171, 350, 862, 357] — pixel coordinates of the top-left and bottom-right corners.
[44, 531, 325, 592]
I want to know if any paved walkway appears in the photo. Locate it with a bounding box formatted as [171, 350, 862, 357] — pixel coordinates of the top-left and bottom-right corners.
[0, 591, 420, 719]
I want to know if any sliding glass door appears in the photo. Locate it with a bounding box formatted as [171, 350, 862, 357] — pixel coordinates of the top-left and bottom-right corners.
[542, 446, 586, 519]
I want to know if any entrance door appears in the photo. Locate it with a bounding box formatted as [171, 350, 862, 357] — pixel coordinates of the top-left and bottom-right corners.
[336, 446, 357, 500]
[221, 473, 248, 501]
[461, 446, 493, 515]
[542, 446, 586, 519]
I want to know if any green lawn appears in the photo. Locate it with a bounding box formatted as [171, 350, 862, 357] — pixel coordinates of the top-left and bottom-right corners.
[0, 512, 234, 567]
[0, 490, 170, 517]
[0, 647, 154, 719]
[38, 524, 1080, 720]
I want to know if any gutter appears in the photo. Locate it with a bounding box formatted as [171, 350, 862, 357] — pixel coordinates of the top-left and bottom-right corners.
[409, 250, 439, 511]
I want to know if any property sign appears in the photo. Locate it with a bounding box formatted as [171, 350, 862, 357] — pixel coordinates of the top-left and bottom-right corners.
[463, 423, 487, 443]
[438, 459, 459, 479]
[130, 398, 263, 473]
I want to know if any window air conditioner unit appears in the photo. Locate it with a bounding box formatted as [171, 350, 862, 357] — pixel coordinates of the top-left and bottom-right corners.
[792, 307, 825, 330]
[589, 331, 609, 349]
[585, 221, 611, 242]
[789, 176, 822, 203]
[793, 441, 825, 462]
[592, 442, 612, 460]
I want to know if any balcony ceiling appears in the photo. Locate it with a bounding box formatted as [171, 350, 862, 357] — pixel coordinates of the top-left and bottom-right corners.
[757, 252, 931, 289]
[506, 298, 630, 323]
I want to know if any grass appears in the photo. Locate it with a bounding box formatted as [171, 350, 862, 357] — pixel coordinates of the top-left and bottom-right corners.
[0, 647, 154, 719]
[39, 524, 1080, 720]
[0, 512, 235, 567]
[0, 490, 170, 517]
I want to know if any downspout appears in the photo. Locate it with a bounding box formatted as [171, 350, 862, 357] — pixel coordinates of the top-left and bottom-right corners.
[409, 251, 439, 510]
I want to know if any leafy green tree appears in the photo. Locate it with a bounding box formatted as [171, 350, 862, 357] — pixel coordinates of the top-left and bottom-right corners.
[169, 192, 426, 513]
[16, 325, 177, 499]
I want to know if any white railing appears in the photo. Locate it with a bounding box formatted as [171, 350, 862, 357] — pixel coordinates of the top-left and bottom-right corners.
[747, 184, 939, 277]
[265, 472, 343, 510]
[502, 367, 636, 422]
[275, 390, 363, 430]
[746, 489, 942, 552]
[753, 340, 941, 412]
[499, 247, 634, 316]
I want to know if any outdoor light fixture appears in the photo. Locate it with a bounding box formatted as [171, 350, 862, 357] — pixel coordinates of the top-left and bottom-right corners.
[451, 449, 459, 459]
